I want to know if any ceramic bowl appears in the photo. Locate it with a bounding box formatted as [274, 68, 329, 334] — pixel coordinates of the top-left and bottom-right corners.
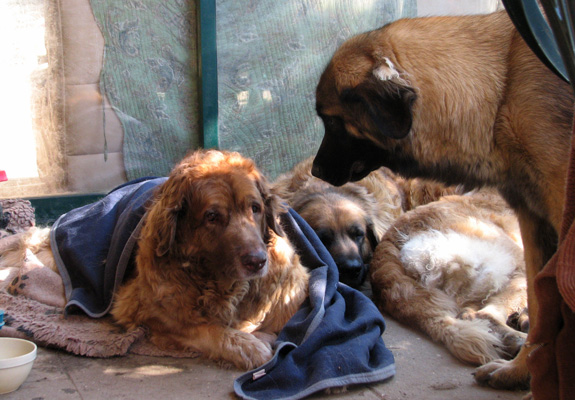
[0, 337, 37, 394]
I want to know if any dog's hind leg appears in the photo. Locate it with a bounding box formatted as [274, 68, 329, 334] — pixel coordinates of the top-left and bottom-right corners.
[458, 306, 526, 361]
[474, 211, 556, 390]
[459, 267, 529, 360]
[430, 316, 508, 365]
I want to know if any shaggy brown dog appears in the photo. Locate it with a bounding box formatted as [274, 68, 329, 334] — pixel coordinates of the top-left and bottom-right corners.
[371, 189, 528, 366]
[1, 150, 310, 371]
[273, 157, 461, 288]
[311, 11, 573, 390]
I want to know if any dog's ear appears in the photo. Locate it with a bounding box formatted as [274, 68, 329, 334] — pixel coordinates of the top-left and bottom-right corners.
[265, 194, 286, 239]
[366, 220, 380, 251]
[359, 219, 379, 265]
[145, 175, 188, 257]
[341, 73, 416, 141]
[255, 176, 286, 239]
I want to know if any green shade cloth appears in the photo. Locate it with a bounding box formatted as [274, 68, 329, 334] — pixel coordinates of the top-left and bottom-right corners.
[90, 0, 200, 180]
[89, 0, 415, 180]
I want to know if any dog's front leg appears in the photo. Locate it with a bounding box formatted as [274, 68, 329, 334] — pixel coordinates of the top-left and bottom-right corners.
[170, 324, 274, 371]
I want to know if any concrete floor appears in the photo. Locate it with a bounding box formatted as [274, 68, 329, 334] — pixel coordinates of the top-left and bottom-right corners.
[4, 314, 529, 400]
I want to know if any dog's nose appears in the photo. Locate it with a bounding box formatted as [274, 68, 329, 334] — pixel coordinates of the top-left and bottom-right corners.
[241, 250, 267, 272]
[335, 256, 367, 288]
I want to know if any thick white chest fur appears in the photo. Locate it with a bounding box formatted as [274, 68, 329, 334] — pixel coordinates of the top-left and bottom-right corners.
[399, 228, 521, 304]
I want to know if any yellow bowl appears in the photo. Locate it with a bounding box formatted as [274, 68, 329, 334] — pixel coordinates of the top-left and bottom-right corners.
[0, 338, 37, 394]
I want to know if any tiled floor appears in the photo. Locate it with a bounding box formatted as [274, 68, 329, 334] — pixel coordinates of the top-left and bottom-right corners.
[4, 315, 529, 400]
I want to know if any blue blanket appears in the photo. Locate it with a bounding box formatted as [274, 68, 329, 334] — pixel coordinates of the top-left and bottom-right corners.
[51, 177, 168, 317]
[50, 179, 395, 398]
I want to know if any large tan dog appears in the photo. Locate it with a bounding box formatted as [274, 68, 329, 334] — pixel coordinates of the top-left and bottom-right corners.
[311, 11, 574, 390]
[0, 150, 310, 371]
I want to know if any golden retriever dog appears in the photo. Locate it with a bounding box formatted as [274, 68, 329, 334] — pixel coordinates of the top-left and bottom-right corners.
[371, 189, 528, 366]
[0, 150, 309, 371]
[273, 156, 462, 288]
[311, 11, 573, 390]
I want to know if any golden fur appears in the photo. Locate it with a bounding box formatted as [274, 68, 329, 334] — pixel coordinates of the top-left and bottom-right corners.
[371, 190, 528, 366]
[1, 150, 310, 370]
[311, 11, 573, 390]
[273, 156, 461, 288]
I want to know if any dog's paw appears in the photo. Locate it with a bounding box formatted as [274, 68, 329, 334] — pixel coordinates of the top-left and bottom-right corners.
[473, 358, 530, 390]
[458, 307, 478, 320]
[507, 309, 529, 333]
[227, 331, 274, 371]
[324, 386, 348, 394]
[252, 331, 277, 346]
[498, 330, 526, 359]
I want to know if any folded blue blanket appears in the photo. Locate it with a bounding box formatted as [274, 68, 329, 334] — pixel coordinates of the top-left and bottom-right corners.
[50, 179, 395, 398]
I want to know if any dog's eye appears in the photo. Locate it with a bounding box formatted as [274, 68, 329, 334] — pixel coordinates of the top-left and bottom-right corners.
[322, 115, 344, 131]
[350, 227, 365, 241]
[205, 210, 219, 223]
[251, 203, 262, 214]
[316, 229, 334, 246]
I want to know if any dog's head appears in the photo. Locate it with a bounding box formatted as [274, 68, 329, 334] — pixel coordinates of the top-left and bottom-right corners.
[291, 184, 378, 288]
[312, 32, 417, 186]
[140, 150, 285, 281]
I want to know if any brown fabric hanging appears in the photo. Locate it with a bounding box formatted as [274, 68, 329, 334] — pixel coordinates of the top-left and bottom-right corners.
[528, 115, 575, 400]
